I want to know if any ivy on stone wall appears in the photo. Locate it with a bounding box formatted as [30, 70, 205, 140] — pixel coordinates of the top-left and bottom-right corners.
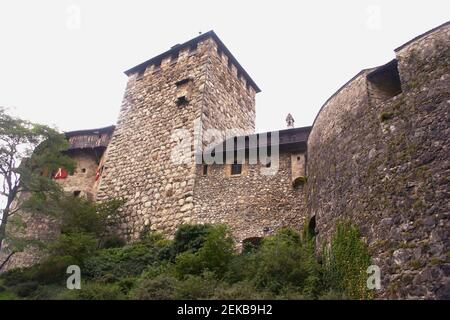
[323, 221, 373, 300]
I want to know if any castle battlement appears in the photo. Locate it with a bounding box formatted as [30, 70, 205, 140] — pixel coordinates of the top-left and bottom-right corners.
[124, 31, 260, 95]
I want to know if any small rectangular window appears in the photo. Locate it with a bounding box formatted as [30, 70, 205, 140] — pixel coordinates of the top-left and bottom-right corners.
[175, 77, 193, 105]
[231, 163, 242, 175]
[202, 165, 208, 176]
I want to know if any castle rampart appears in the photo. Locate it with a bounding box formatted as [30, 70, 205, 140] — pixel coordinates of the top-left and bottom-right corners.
[307, 21, 449, 299]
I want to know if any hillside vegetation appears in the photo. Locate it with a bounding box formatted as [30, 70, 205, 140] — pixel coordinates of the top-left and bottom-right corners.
[0, 197, 372, 300]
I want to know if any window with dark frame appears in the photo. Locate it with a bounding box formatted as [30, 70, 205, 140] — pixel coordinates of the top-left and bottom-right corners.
[231, 163, 242, 175]
[73, 190, 81, 197]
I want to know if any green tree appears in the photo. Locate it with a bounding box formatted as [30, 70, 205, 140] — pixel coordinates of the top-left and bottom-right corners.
[0, 107, 74, 268]
[252, 228, 320, 295]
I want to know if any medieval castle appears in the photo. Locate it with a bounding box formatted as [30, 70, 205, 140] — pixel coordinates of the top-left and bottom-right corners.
[2, 22, 449, 299]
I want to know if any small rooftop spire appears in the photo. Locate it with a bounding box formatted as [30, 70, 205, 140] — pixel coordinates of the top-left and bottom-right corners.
[286, 113, 294, 128]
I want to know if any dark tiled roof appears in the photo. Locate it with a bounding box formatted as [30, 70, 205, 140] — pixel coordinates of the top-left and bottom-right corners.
[202, 126, 312, 157]
[124, 30, 261, 93]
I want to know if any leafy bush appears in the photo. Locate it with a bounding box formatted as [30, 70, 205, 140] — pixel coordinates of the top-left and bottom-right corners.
[130, 274, 179, 300]
[174, 272, 217, 300]
[83, 243, 162, 280]
[30, 255, 76, 284]
[0, 290, 17, 300]
[0, 255, 75, 287]
[140, 262, 175, 279]
[100, 234, 126, 249]
[13, 281, 39, 297]
[213, 281, 272, 300]
[174, 225, 234, 277]
[251, 228, 321, 296]
[48, 232, 97, 265]
[58, 197, 124, 238]
[171, 224, 213, 256]
[224, 253, 259, 284]
[0, 219, 373, 300]
[75, 282, 125, 300]
[174, 251, 202, 277]
[322, 221, 372, 299]
[196, 225, 234, 275]
[0, 268, 32, 286]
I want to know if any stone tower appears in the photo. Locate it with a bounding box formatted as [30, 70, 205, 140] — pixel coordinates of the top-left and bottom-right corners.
[96, 31, 260, 240]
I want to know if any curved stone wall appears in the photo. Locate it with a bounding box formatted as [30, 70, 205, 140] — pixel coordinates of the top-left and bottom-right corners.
[307, 22, 449, 299]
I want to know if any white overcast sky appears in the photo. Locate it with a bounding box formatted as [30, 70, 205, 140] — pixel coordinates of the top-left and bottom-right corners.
[0, 0, 448, 133]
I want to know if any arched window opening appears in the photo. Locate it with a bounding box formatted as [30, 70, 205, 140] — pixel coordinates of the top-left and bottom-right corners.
[242, 237, 262, 254]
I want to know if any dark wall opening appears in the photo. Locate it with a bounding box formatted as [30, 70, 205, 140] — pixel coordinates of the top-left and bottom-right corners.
[242, 237, 263, 253]
[308, 215, 316, 236]
[367, 59, 402, 103]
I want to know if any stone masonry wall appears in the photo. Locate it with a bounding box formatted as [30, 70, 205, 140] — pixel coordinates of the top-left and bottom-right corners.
[193, 152, 308, 246]
[0, 149, 101, 271]
[61, 150, 101, 199]
[96, 36, 256, 241]
[200, 41, 256, 149]
[0, 209, 59, 272]
[306, 23, 449, 299]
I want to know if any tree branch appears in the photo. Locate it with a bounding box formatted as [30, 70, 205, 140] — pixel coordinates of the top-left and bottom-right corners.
[0, 251, 15, 271]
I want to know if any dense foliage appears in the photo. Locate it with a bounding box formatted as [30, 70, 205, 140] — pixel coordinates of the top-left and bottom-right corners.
[0, 108, 75, 254]
[0, 196, 373, 300]
[322, 221, 373, 299]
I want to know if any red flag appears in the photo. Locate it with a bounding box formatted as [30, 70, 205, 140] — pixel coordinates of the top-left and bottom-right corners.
[54, 168, 68, 179]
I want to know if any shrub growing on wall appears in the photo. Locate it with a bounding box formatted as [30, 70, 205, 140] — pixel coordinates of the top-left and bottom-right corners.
[323, 221, 372, 299]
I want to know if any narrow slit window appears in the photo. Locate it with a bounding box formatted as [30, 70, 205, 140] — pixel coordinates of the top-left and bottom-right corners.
[202, 165, 208, 176]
